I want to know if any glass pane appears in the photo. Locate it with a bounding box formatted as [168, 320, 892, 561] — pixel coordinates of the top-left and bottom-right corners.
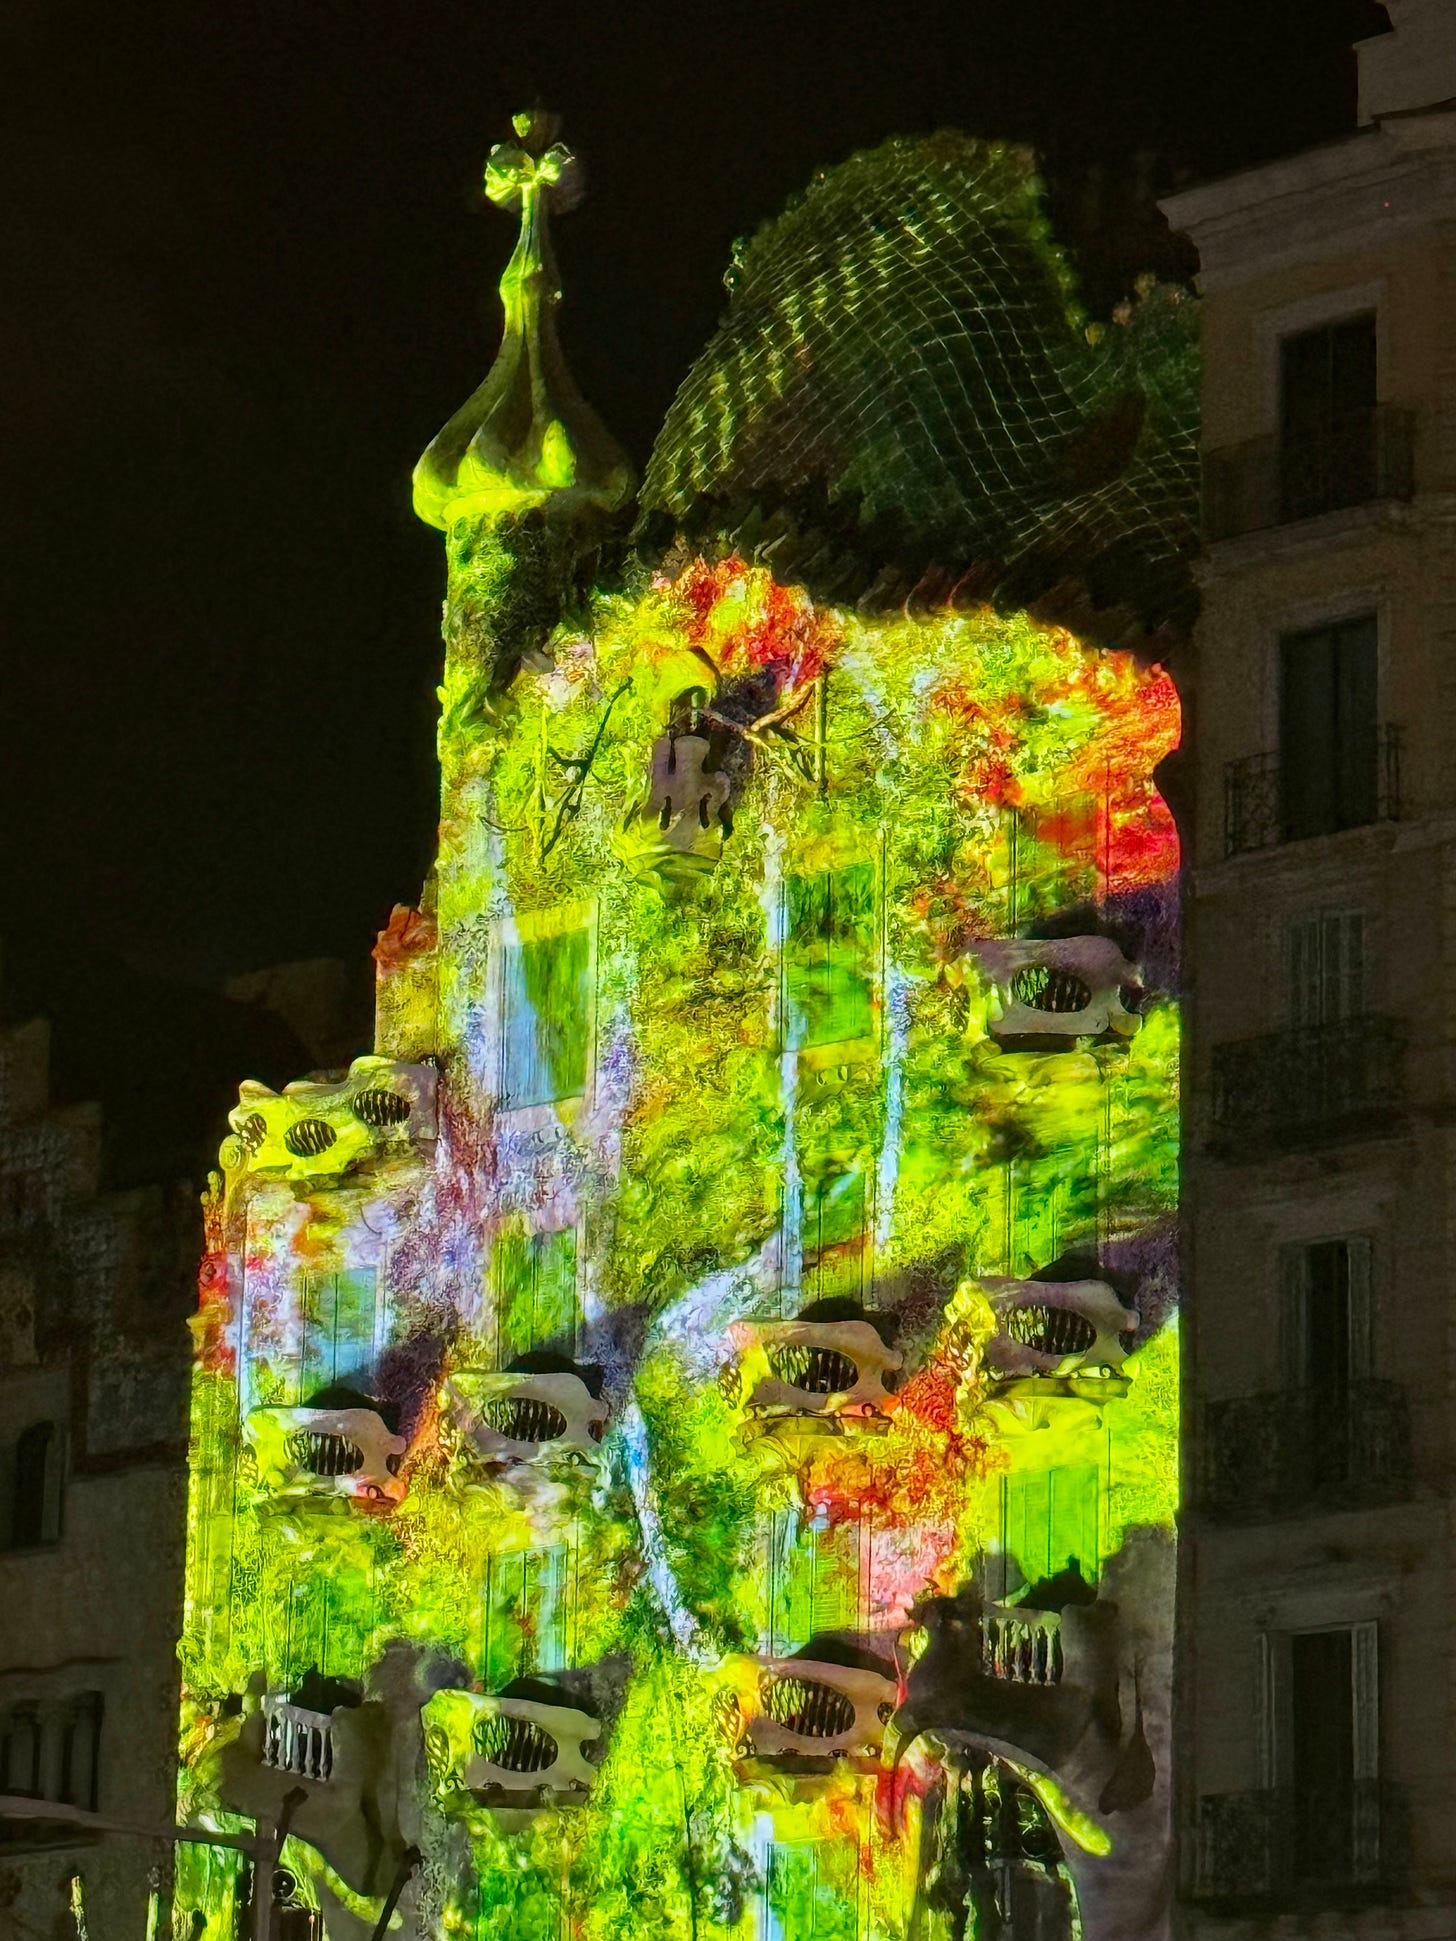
[501, 929, 590, 1108]
[497, 1228, 579, 1362]
[784, 866, 875, 1050]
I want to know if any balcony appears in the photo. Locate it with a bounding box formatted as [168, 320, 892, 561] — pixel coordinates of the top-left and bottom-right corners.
[1210, 1014, 1405, 1152]
[1188, 1782, 1409, 1909]
[1224, 727, 1401, 857]
[980, 1605, 1064, 1686]
[1198, 1381, 1412, 1525]
[1203, 405, 1414, 541]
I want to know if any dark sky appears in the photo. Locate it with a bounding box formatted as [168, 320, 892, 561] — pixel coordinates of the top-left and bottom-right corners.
[3, 0, 1388, 1162]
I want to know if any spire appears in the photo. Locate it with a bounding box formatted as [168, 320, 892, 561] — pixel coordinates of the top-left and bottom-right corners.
[412, 111, 634, 531]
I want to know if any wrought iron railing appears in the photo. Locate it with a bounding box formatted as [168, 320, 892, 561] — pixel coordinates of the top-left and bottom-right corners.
[1198, 1381, 1412, 1524]
[1224, 725, 1401, 856]
[1204, 405, 1415, 540]
[1210, 1014, 1405, 1150]
[1188, 1782, 1409, 1907]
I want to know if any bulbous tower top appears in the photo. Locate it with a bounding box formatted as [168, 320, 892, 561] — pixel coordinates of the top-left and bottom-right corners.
[412, 110, 634, 532]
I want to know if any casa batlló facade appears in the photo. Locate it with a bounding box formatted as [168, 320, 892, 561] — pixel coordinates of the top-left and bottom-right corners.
[175, 115, 1195, 1941]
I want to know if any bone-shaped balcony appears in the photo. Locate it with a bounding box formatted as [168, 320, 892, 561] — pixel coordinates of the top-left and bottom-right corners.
[443, 1370, 607, 1472]
[982, 1277, 1138, 1405]
[722, 1655, 898, 1769]
[970, 936, 1143, 1051]
[243, 1405, 407, 1504]
[225, 1055, 438, 1182]
[729, 1318, 901, 1453]
[423, 1688, 601, 1814]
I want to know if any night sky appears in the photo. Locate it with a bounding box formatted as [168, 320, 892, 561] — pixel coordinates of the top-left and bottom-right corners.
[4, 0, 1388, 1173]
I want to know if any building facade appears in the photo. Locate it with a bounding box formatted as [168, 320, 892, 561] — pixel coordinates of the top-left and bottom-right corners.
[0, 1015, 195, 1941]
[1164, 3, 1456, 1931]
[173, 125, 1194, 1940]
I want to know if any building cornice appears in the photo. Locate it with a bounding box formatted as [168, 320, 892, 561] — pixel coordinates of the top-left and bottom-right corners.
[1160, 117, 1456, 290]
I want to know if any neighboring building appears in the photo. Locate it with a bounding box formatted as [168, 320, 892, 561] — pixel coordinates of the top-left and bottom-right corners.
[0, 961, 373, 1941]
[171, 121, 1193, 1940]
[0, 1015, 194, 1941]
[1163, 3, 1456, 1929]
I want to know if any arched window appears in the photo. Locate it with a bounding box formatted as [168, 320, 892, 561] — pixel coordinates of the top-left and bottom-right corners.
[11, 1420, 63, 1548]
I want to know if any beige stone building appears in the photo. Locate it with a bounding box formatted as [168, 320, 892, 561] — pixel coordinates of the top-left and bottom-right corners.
[1163, 3, 1456, 1931]
[0, 1016, 194, 1940]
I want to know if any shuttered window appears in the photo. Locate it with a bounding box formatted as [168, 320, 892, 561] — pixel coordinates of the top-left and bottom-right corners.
[483, 1546, 572, 1682]
[764, 1839, 859, 1940]
[766, 1513, 861, 1655]
[300, 1269, 379, 1397]
[1278, 618, 1378, 841]
[1279, 1238, 1373, 1391]
[1260, 1621, 1380, 1880]
[495, 1226, 580, 1363]
[500, 926, 591, 1109]
[802, 1171, 867, 1303]
[783, 865, 875, 1050]
[1285, 909, 1365, 1027]
[999, 1464, 1102, 1599]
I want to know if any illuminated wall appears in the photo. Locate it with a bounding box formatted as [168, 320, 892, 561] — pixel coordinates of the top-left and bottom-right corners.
[176, 116, 1186, 1941]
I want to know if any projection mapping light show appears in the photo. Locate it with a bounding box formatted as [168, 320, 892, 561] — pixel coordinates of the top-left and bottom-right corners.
[176, 110, 1196, 1941]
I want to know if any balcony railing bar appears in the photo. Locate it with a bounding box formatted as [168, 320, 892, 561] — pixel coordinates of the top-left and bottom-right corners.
[1224, 725, 1402, 858]
[1188, 1782, 1409, 1907]
[1209, 1013, 1405, 1153]
[1197, 1380, 1412, 1525]
[1204, 405, 1415, 542]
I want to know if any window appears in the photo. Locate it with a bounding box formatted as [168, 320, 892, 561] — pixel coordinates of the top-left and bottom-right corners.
[998, 1465, 1101, 1602]
[766, 1513, 861, 1655]
[495, 1226, 579, 1363]
[1279, 314, 1377, 520]
[1263, 1622, 1379, 1884]
[1278, 617, 1379, 842]
[801, 1172, 866, 1303]
[10, 1421, 63, 1548]
[783, 866, 875, 1050]
[1279, 1239, 1373, 1393]
[59, 1694, 102, 1812]
[500, 927, 591, 1109]
[482, 1547, 572, 1683]
[1285, 909, 1366, 1028]
[764, 1839, 859, 1940]
[300, 1270, 378, 1396]
[0, 1704, 43, 1798]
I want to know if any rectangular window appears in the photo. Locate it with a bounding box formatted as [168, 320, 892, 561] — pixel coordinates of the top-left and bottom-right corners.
[1279, 1238, 1373, 1392]
[764, 1839, 859, 1940]
[500, 927, 591, 1109]
[1278, 617, 1378, 842]
[0, 1704, 43, 1798]
[300, 1269, 379, 1397]
[59, 1693, 102, 1812]
[1285, 909, 1366, 1028]
[495, 1226, 580, 1364]
[483, 1547, 572, 1683]
[801, 1171, 867, 1304]
[1263, 1621, 1379, 1884]
[783, 866, 875, 1051]
[1279, 314, 1377, 519]
[999, 1465, 1102, 1601]
[766, 1514, 861, 1655]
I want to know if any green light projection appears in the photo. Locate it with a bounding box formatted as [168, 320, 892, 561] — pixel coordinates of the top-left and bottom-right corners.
[175, 120, 1187, 1941]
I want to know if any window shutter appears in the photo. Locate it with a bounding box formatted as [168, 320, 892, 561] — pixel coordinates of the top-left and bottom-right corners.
[1286, 914, 1322, 1027]
[1351, 1620, 1379, 1781]
[1256, 1629, 1279, 1788]
[1277, 1246, 1310, 1390]
[1346, 1237, 1374, 1381]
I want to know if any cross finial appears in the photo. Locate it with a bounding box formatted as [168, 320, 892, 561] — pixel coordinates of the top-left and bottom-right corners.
[484, 108, 583, 218]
